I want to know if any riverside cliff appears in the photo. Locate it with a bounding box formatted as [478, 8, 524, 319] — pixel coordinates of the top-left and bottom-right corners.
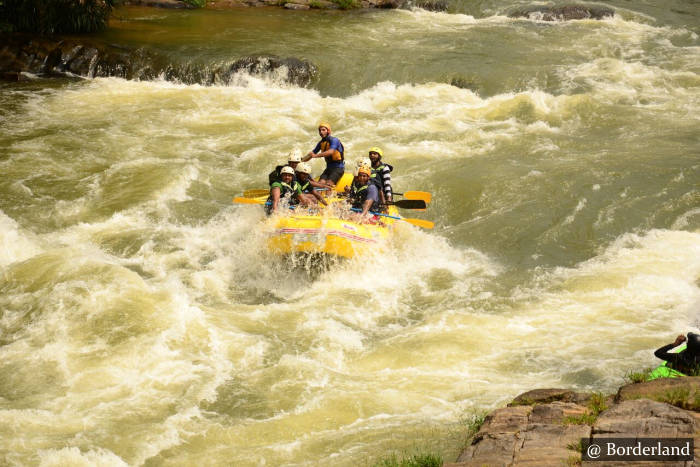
[448, 378, 700, 466]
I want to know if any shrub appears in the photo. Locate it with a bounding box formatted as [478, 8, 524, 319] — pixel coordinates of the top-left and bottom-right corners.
[332, 0, 356, 9]
[563, 393, 608, 426]
[0, 0, 114, 34]
[373, 452, 443, 467]
[624, 368, 653, 383]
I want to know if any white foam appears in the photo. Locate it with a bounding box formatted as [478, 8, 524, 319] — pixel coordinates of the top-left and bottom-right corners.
[0, 210, 42, 266]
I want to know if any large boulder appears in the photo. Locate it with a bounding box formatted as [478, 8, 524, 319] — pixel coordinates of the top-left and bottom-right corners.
[509, 5, 614, 21]
[615, 376, 700, 410]
[451, 382, 700, 466]
[0, 34, 318, 87]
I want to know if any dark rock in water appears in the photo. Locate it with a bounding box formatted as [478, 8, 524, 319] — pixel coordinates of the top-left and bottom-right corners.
[450, 76, 479, 92]
[225, 56, 318, 87]
[122, 0, 196, 8]
[408, 0, 448, 12]
[0, 33, 319, 87]
[508, 5, 614, 21]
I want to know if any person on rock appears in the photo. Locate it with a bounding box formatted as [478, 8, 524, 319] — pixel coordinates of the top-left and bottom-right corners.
[302, 122, 344, 187]
[269, 149, 302, 186]
[654, 332, 700, 376]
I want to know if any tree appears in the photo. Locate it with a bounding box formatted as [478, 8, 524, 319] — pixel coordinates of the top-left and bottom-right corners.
[0, 0, 115, 34]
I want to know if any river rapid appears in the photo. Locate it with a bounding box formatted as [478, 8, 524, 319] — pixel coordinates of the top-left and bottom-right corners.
[0, 1, 699, 465]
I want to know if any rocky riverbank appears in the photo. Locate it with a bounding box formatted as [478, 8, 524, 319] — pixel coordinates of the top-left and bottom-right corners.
[447, 378, 700, 466]
[0, 33, 317, 85]
[122, 0, 614, 17]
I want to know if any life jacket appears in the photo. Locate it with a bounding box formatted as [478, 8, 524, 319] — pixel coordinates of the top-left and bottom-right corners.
[370, 162, 393, 190]
[318, 136, 344, 167]
[266, 181, 300, 211]
[298, 178, 314, 194]
[349, 182, 375, 211]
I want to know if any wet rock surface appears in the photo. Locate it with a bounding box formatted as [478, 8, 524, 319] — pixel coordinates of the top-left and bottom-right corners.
[446, 378, 700, 466]
[508, 5, 615, 21]
[0, 34, 318, 87]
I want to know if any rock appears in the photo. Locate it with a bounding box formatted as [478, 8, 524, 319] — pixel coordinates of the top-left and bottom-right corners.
[224, 55, 318, 87]
[124, 0, 196, 8]
[284, 2, 310, 8]
[411, 0, 448, 12]
[453, 380, 700, 466]
[616, 376, 700, 410]
[509, 388, 590, 406]
[529, 401, 588, 423]
[514, 423, 590, 466]
[449, 402, 591, 467]
[508, 5, 614, 21]
[476, 405, 532, 435]
[0, 34, 319, 87]
[593, 399, 697, 437]
[309, 0, 339, 8]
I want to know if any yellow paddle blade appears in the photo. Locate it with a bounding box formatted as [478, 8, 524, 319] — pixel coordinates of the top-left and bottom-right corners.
[233, 197, 265, 205]
[403, 191, 431, 204]
[243, 189, 270, 198]
[402, 217, 434, 229]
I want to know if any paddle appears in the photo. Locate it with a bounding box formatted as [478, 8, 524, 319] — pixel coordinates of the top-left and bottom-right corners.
[388, 199, 426, 210]
[233, 196, 266, 205]
[394, 191, 432, 204]
[350, 208, 434, 229]
[243, 189, 270, 198]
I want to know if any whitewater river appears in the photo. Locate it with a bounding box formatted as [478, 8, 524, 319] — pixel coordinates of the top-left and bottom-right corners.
[1, 1, 699, 465]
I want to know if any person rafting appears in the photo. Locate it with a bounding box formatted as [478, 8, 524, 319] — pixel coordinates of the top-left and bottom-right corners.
[267, 166, 301, 214]
[302, 122, 344, 186]
[347, 166, 379, 222]
[653, 332, 700, 376]
[368, 147, 393, 203]
[295, 162, 328, 207]
[269, 149, 302, 186]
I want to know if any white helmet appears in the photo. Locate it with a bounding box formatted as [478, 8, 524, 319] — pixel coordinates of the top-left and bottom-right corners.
[280, 166, 295, 176]
[288, 149, 302, 163]
[295, 162, 311, 175]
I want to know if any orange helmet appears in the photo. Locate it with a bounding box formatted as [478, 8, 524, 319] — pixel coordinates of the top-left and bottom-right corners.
[357, 166, 371, 176]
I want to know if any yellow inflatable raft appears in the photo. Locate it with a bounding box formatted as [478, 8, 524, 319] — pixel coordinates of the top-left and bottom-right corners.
[266, 173, 399, 259]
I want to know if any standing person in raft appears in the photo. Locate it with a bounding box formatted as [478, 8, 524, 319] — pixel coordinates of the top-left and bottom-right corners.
[302, 122, 344, 187]
[654, 332, 700, 376]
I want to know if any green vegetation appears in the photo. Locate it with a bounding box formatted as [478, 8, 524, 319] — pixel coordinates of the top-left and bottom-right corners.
[563, 393, 608, 426]
[624, 367, 653, 383]
[332, 0, 356, 9]
[650, 387, 700, 410]
[372, 452, 442, 467]
[566, 439, 583, 453]
[564, 454, 582, 466]
[182, 0, 206, 6]
[0, 0, 114, 34]
[462, 412, 486, 443]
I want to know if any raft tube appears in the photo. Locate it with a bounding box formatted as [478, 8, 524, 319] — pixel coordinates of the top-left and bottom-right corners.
[266, 173, 399, 259]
